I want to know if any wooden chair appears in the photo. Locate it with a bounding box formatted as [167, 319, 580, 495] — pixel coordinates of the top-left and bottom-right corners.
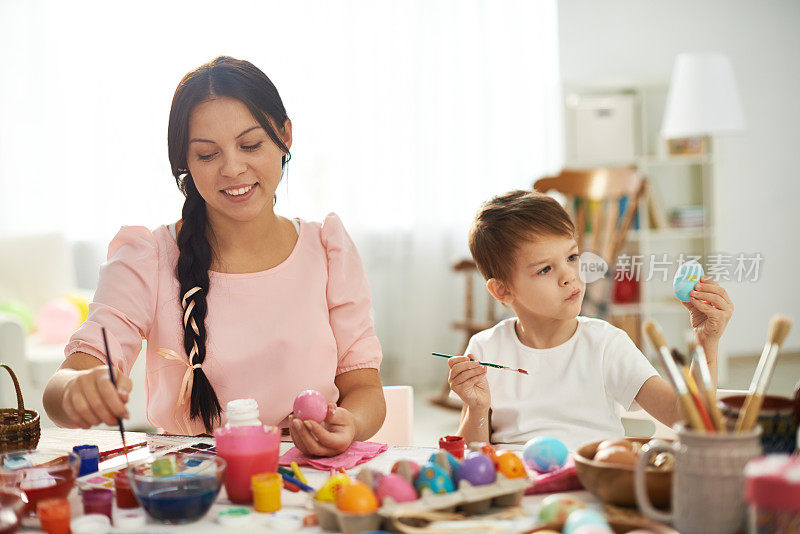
[534, 167, 646, 335]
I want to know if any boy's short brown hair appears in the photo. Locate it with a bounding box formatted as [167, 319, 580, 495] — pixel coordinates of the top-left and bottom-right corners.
[469, 190, 576, 284]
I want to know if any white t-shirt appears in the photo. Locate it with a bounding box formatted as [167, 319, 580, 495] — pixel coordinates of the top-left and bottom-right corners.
[450, 316, 658, 450]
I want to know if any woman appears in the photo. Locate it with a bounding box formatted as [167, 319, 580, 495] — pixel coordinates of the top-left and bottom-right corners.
[43, 56, 386, 456]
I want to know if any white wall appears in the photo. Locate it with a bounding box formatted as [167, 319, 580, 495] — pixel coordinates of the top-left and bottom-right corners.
[558, 0, 800, 356]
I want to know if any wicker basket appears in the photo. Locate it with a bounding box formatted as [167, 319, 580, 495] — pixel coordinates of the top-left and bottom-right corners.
[0, 363, 41, 452]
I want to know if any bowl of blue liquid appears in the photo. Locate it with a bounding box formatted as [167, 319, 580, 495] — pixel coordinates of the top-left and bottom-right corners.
[127, 453, 226, 524]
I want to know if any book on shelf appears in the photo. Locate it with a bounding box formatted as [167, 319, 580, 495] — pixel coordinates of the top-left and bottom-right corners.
[669, 205, 705, 228]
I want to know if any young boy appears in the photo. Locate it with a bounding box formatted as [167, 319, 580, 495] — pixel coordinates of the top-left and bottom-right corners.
[448, 190, 733, 449]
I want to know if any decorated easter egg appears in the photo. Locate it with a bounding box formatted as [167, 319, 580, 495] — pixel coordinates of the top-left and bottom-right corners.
[293, 390, 327, 422]
[495, 451, 526, 478]
[415, 463, 455, 495]
[315, 473, 351, 502]
[391, 460, 421, 482]
[375, 474, 417, 504]
[523, 436, 568, 473]
[36, 298, 80, 344]
[428, 450, 459, 475]
[673, 260, 704, 303]
[336, 480, 379, 513]
[479, 443, 499, 467]
[563, 509, 609, 534]
[455, 452, 496, 487]
[538, 494, 586, 524]
[596, 438, 634, 453]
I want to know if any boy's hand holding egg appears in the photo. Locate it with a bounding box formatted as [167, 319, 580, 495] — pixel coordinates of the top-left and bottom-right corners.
[447, 354, 491, 410]
[290, 389, 356, 457]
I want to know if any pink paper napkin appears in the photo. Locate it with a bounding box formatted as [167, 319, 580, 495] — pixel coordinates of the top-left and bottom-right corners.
[525, 456, 584, 495]
[279, 441, 388, 470]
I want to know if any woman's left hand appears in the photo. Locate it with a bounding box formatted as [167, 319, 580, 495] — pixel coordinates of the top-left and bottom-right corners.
[289, 403, 356, 457]
[682, 276, 734, 347]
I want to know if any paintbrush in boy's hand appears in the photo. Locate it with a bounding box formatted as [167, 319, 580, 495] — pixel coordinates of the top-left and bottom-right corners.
[101, 326, 130, 466]
[431, 352, 529, 374]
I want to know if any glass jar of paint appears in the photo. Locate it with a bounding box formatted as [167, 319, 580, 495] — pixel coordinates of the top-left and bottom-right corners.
[225, 398, 261, 427]
[746, 455, 800, 533]
[251, 473, 281, 513]
[214, 425, 281, 504]
[114, 468, 138, 509]
[82, 488, 113, 521]
[72, 445, 100, 477]
[36, 498, 70, 534]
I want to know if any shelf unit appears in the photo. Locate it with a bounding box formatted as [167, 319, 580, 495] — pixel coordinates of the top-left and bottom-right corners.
[562, 81, 716, 360]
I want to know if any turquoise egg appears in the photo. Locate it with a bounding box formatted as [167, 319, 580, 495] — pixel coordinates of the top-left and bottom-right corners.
[414, 463, 455, 494]
[428, 450, 459, 475]
[673, 260, 704, 302]
[523, 436, 568, 473]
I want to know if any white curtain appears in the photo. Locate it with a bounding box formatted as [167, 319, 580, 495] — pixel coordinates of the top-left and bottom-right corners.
[0, 0, 562, 387]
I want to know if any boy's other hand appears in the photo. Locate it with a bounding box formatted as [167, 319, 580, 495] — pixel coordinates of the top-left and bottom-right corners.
[683, 276, 733, 346]
[448, 354, 490, 410]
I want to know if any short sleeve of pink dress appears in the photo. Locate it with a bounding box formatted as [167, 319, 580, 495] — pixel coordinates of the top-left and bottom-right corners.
[65, 213, 382, 435]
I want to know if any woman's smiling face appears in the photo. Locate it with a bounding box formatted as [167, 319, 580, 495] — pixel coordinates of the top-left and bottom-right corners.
[186, 96, 291, 224]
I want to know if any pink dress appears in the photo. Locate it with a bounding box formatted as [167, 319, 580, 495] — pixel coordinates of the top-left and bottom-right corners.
[65, 213, 382, 435]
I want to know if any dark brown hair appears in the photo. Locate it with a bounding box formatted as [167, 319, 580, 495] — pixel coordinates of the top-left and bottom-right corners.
[469, 190, 576, 284]
[167, 56, 291, 432]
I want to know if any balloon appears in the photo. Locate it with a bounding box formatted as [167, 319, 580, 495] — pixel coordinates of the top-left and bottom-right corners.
[36, 298, 80, 344]
[0, 299, 35, 332]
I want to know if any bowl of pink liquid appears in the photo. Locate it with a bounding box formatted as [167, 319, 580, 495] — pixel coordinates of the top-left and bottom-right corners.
[0, 449, 80, 516]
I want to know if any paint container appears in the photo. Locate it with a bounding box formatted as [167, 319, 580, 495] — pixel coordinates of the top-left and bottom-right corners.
[73, 445, 100, 476]
[214, 425, 281, 504]
[36, 498, 70, 534]
[226, 398, 261, 427]
[82, 488, 113, 522]
[114, 469, 138, 509]
[438, 435, 466, 459]
[252, 473, 281, 513]
[745, 455, 800, 533]
[70, 514, 111, 534]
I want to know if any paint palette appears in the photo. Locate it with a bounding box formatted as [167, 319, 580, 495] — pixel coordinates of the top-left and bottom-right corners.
[77, 441, 217, 491]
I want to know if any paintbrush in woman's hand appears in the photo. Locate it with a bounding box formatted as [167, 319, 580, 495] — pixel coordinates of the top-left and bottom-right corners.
[101, 326, 129, 466]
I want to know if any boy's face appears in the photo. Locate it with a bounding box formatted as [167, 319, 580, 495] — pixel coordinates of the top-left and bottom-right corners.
[493, 234, 585, 321]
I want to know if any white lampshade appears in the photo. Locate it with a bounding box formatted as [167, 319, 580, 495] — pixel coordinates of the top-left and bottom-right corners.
[661, 53, 746, 138]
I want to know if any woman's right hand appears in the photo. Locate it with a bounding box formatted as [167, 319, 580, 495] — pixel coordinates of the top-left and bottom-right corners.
[61, 366, 132, 428]
[448, 354, 490, 410]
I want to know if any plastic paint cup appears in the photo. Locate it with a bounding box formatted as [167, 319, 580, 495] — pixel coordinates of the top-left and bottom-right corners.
[252, 473, 281, 513]
[438, 435, 466, 459]
[36, 498, 70, 534]
[114, 469, 138, 509]
[214, 425, 280, 504]
[82, 488, 113, 522]
[73, 445, 100, 476]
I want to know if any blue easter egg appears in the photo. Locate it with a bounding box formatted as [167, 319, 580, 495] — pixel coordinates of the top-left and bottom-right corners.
[428, 450, 459, 475]
[455, 452, 496, 487]
[563, 509, 609, 534]
[414, 462, 455, 494]
[673, 260, 704, 303]
[523, 436, 568, 473]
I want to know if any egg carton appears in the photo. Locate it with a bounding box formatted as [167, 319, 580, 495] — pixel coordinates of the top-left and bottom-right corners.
[314, 465, 529, 534]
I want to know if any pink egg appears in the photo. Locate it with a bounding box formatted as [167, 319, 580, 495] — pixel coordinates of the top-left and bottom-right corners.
[391, 460, 421, 482]
[293, 390, 327, 422]
[375, 473, 417, 504]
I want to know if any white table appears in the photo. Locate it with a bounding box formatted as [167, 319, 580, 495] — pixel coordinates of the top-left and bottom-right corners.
[18, 429, 607, 533]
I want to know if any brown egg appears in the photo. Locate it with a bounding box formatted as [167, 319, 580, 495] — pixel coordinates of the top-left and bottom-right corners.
[593, 446, 637, 466]
[596, 438, 634, 453]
